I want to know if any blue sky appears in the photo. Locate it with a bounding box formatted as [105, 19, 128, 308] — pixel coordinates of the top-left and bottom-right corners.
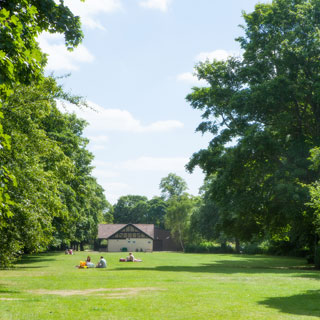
[39, 0, 264, 203]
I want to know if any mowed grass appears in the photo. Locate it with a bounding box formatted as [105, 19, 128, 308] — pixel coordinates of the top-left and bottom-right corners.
[0, 252, 320, 320]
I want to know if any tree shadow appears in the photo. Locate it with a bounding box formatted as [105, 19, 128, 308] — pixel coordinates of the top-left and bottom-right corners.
[111, 256, 318, 278]
[15, 252, 60, 266]
[0, 288, 20, 294]
[15, 266, 49, 269]
[259, 290, 320, 318]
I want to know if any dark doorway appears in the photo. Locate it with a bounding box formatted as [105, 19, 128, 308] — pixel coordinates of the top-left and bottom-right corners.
[153, 240, 163, 251]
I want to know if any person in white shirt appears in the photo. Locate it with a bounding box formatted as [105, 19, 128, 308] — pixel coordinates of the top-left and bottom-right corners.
[96, 256, 107, 268]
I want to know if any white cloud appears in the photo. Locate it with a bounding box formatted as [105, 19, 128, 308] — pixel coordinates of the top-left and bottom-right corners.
[38, 32, 94, 71]
[92, 157, 189, 203]
[98, 181, 130, 204]
[87, 135, 109, 151]
[59, 100, 184, 133]
[61, 0, 122, 30]
[92, 168, 118, 179]
[90, 145, 107, 151]
[139, 0, 172, 12]
[92, 160, 114, 167]
[177, 49, 241, 86]
[176, 72, 207, 86]
[88, 135, 109, 143]
[196, 49, 241, 62]
[122, 156, 188, 172]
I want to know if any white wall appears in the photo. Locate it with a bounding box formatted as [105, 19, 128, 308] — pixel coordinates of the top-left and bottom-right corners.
[108, 238, 153, 252]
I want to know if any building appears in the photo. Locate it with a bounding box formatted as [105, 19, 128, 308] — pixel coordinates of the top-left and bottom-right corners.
[97, 223, 181, 252]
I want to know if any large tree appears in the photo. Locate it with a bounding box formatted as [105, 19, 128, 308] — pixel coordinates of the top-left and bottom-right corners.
[0, 0, 83, 226]
[187, 0, 320, 254]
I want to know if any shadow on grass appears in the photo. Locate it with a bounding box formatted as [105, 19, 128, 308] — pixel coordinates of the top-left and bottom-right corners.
[0, 288, 21, 294]
[17, 252, 60, 264]
[12, 252, 61, 269]
[259, 290, 320, 318]
[112, 256, 319, 278]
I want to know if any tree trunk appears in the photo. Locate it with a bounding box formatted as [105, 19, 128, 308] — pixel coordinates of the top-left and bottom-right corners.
[235, 238, 240, 254]
[178, 224, 184, 251]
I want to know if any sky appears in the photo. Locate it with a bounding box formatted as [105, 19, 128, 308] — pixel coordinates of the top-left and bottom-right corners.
[38, 0, 264, 204]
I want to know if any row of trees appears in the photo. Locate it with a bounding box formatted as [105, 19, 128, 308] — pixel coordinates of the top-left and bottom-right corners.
[0, 0, 111, 267]
[0, 77, 112, 267]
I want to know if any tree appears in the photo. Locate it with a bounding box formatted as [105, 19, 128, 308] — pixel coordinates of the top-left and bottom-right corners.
[165, 194, 198, 250]
[186, 0, 320, 253]
[113, 195, 149, 224]
[147, 197, 167, 228]
[0, 0, 83, 235]
[159, 173, 187, 200]
[0, 0, 83, 94]
[189, 176, 222, 243]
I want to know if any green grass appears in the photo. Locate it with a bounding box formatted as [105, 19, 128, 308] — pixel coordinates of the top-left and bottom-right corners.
[0, 252, 320, 319]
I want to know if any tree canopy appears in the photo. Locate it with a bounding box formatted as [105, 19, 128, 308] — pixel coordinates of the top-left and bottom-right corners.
[0, 77, 110, 266]
[186, 0, 320, 254]
[159, 173, 188, 200]
[0, 0, 84, 240]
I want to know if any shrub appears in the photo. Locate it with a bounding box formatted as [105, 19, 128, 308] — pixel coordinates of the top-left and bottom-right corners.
[184, 242, 234, 254]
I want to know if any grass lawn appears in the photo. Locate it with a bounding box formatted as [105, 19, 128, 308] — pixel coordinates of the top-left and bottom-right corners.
[0, 252, 320, 320]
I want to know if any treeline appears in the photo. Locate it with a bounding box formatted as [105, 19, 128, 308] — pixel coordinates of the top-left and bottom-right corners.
[0, 1, 111, 267]
[112, 173, 199, 251]
[0, 78, 112, 267]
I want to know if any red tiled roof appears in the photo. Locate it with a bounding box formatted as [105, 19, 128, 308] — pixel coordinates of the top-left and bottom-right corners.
[98, 224, 126, 239]
[98, 224, 154, 239]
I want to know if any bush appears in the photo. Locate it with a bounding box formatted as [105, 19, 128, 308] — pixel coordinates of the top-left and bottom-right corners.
[240, 241, 273, 255]
[184, 242, 234, 254]
[240, 242, 264, 255]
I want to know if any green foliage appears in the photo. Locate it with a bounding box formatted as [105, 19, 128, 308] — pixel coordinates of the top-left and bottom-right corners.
[0, 0, 84, 265]
[0, 0, 83, 93]
[113, 195, 149, 224]
[165, 194, 198, 250]
[147, 197, 167, 228]
[184, 241, 234, 254]
[112, 195, 167, 228]
[0, 78, 109, 267]
[159, 173, 187, 200]
[187, 0, 320, 254]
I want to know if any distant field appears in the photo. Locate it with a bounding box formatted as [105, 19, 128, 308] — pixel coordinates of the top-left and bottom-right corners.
[0, 252, 320, 320]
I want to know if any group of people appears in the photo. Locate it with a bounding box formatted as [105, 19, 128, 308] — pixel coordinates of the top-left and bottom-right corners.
[76, 252, 142, 269]
[77, 256, 107, 268]
[65, 248, 74, 255]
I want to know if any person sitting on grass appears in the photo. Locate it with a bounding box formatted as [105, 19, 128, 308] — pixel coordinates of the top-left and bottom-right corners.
[126, 252, 135, 262]
[126, 252, 142, 262]
[86, 256, 95, 268]
[96, 256, 107, 268]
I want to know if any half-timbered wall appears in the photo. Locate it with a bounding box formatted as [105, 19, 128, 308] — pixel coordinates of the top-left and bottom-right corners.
[109, 225, 150, 240]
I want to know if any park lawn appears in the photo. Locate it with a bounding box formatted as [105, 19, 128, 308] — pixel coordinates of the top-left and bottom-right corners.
[0, 252, 320, 320]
